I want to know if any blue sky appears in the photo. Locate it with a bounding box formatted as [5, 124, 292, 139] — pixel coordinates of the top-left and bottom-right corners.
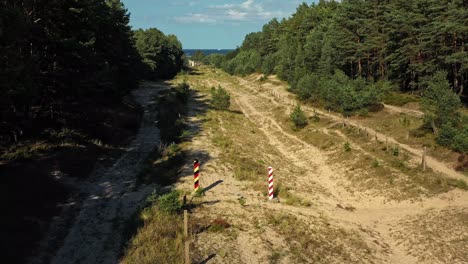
[121, 0, 307, 49]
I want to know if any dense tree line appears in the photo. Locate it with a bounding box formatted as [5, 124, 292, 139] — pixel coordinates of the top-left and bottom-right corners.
[0, 0, 184, 144]
[134, 28, 184, 80]
[218, 0, 468, 152]
[223, 0, 467, 97]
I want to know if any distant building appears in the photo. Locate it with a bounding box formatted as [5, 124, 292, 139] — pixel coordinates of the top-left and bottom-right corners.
[188, 60, 197, 67]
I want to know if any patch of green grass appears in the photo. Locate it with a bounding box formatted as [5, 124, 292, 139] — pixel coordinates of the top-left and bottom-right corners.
[275, 183, 311, 207]
[121, 199, 184, 264]
[211, 134, 233, 150]
[382, 92, 419, 106]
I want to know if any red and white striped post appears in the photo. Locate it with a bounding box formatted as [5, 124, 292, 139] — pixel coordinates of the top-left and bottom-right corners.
[194, 159, 200, 192]
[268, 166, 274, 200]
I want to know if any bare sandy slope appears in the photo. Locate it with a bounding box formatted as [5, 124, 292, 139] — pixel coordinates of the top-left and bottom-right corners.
[34, 82, 166, 264]
[251, 76, 466, 181]
[178, 70, 468, 264]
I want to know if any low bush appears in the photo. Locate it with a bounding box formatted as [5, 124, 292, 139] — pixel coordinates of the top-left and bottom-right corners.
[436, 122, 468, 153]
[210, 85, 231, 110]
[344, 142, 351, 152]
[175, 81, 190, 103]
[290, 105, 307, 128]
[158, 190, 182, 214]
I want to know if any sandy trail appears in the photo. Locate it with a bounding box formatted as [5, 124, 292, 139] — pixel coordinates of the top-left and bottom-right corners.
[241, 77, 466, 181]
[383, 103, 424, 118]
[44, 82, 166, 264]
[185, 72, 468, 264]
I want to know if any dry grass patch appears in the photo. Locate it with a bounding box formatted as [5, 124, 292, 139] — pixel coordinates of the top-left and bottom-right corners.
[391, 208, 468, 263]
[334, 126, 468, 198]
[267, 212, 376, 263]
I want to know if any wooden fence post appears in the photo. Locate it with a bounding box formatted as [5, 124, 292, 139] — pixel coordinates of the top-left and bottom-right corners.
[422, 146, 427, 171]
[184, 210, 190, 264]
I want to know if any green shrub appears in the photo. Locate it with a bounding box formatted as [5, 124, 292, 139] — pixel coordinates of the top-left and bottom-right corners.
[311, 112, 320, 122]
[344, 142, 351, 152]
[437, 123, 457, 147]
[210, 85, 231, 110]
[158, 190, 182, 214]
[452, 129, 468, 153]
[175, 81, 190, 102]
[437, 122, 468, 153]
[319, 71, 382, 113]
[391, 146, 400, 157]
[358, 108, 369, 117]
[290, 105, 307, 128]
[295, 74, 318, 101]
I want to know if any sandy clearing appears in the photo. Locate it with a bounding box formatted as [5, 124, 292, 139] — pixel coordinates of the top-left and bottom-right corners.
[181, 70, 468, 263]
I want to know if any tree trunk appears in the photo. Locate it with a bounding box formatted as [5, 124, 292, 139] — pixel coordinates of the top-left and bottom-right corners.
[431, 120, 439, 136]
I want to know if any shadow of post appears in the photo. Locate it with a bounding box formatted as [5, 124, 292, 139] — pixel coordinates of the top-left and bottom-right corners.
[203, 180, 223, 193]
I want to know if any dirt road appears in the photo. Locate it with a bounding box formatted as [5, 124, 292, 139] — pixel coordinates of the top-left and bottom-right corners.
[32, 82, 166, 264]
[179, 69, 468, 264]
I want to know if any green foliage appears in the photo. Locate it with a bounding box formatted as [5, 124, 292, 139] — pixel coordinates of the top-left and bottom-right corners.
[294, 74, 319, 101]
[210, 85, 231, 110]
[391, 146, 400, 157]
[157, 190, 182, 214]
[0, 0, 142, 127]
[218, 0, 467, 116]
[344, 142, 351, 152]
[290, 105, 307, 128]
[238, 197, 246, 206]
[319, 71, 382, 112]
[205, 54, 225, 68]
[193, 187, 206, 198]
[358, 108, 369, 117]
[134, 28, 184, 80]
[191, 50, 206, 62]
[175, 81, 190, 103]
[422, 71, 461, 135]
[372, 159, 380, 168]
[439, 122, 468, 153]
[222, 50, 261, 76]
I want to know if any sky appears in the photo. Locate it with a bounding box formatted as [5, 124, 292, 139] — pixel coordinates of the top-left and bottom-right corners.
[121, 0, 308, 49]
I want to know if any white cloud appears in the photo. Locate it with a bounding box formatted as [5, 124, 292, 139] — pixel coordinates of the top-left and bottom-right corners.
[175, 13, 217, 24]
[176, 0, 286, 24]
[227, 10, 248, 21]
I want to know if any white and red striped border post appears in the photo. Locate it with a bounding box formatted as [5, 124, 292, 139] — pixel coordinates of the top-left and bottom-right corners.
[268, 166, 274, 200]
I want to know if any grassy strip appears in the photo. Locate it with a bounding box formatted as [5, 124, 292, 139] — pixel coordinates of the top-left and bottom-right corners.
[122, 81, 191, 262]
[121, 191, 184, 264]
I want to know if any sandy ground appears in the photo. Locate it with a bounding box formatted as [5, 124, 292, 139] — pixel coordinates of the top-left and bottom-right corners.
[177, 70, 468, 264]
[31, 82, 167, 264]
